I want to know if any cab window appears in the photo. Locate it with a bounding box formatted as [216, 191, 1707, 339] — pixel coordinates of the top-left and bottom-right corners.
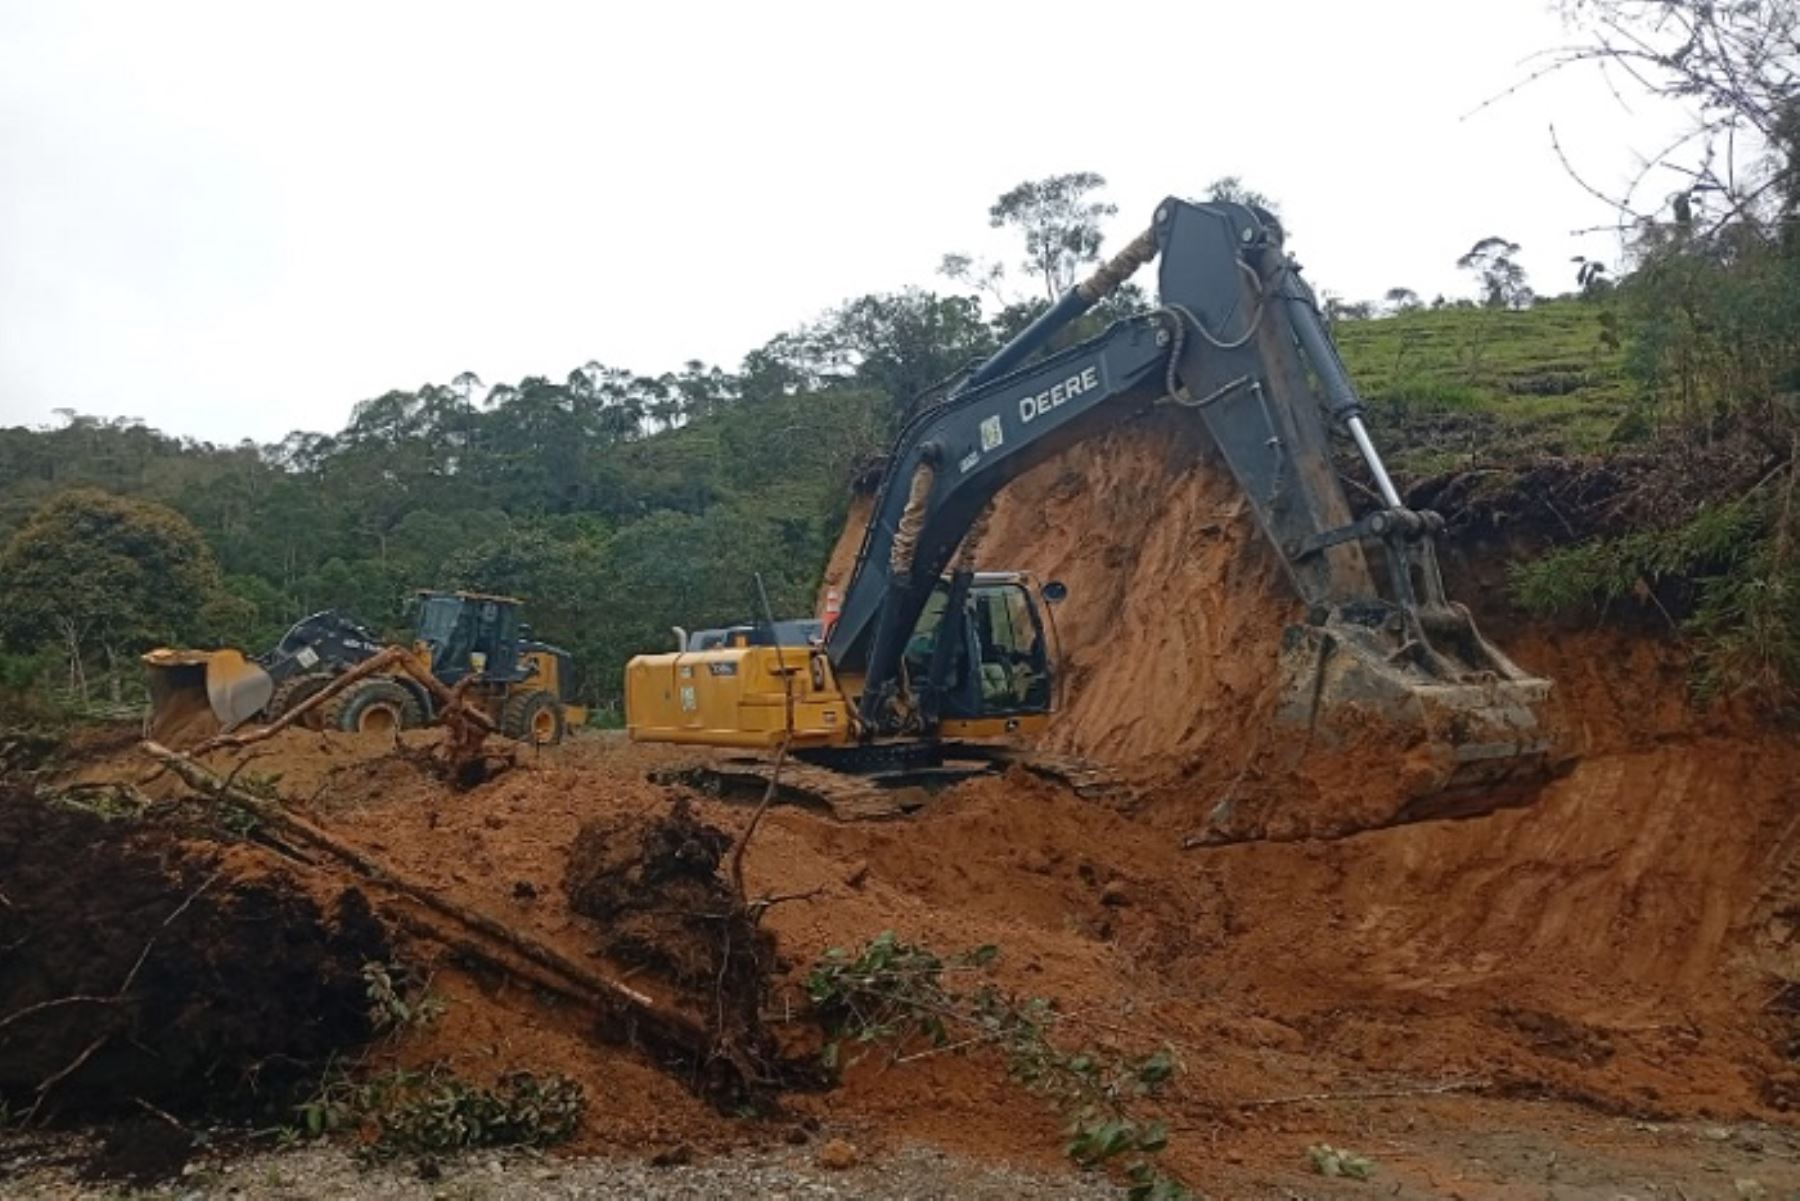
[971, 583, 1049, 713]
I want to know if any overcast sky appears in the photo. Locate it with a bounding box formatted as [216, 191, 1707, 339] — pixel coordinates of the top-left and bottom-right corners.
[0, 1, 1688, 445]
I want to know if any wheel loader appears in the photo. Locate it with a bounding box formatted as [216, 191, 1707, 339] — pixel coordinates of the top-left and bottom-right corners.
[625, 196, 1557, 829]
[144, 590, 586, 745]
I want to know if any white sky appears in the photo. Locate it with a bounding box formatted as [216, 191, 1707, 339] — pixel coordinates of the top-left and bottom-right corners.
[0, 1, 1689, 445]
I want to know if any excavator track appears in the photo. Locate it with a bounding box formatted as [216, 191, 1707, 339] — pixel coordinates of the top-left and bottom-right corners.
[651, 757, 923, 820]
[649, 744, 1132, 821]
[937, 742, 1131, 802]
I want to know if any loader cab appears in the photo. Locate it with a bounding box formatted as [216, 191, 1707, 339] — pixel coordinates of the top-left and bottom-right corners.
[904, 572, 1053, 722]
[412, 591, 523, 684]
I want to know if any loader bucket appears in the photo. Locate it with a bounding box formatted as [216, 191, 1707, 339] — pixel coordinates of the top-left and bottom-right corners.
[1275, 605, 1556, 825]
[142, 648, 274, 745]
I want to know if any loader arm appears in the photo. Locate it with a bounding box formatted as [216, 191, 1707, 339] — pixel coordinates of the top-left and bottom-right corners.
[830, 197, 1550, 793]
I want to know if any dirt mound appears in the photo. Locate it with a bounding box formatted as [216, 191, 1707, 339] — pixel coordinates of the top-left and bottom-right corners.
[25, 403, 1799, 1192]
[0, 788, 387, 1123]
[807, 409, 1800, 1133]
[566, 797, 772, 993]
[565, 797, 784, 1104]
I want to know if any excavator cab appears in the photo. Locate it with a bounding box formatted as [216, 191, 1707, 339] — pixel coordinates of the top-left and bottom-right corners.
[903, 573, 1054, 726]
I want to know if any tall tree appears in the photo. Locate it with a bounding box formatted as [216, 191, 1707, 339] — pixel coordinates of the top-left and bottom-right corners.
[1204, 175, 1282, 217]
[0, 489, 238, 698]
[1458, 237, 1533, 309]
[987, 172, 1118, 300]
[741, 290, 995, 414]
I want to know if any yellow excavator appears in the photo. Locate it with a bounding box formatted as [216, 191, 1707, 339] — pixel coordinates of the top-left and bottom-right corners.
[626, 196, 1555, 827]
[145, 590, 584, 746]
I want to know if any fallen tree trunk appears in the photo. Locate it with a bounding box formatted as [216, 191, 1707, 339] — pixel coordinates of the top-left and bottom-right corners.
[139, 741, 766, 1101]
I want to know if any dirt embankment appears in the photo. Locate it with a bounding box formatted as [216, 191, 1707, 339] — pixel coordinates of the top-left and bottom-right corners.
[822, 412, 1292, 775]
[819, 406, 1800, 1127]
[11, 412, 1799, 1195]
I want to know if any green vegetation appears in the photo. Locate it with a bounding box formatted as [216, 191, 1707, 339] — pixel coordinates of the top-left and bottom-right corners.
[1334, 298, 1631, 478]
[1308, 1144, 1376, 1180]
[807, 932, 1188, 1200]
[0, 388, 886, 715]
[1511, 486, 1798, 709]
[362, 960, 446, 1035]
[294, 1066, 585, 1158]
[0, 489, 245, 707]
[2, 84, 1796, 717]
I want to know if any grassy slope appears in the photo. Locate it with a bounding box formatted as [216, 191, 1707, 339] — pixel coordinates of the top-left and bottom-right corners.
[1333, 298, 1630, 481]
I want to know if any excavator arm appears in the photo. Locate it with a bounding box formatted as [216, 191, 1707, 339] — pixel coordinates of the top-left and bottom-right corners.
[826, 303, 1169, 694]
[828, 197, 1551, 801]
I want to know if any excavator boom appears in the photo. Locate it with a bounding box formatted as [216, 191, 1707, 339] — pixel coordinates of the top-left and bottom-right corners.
[828, 197, 1554, 813]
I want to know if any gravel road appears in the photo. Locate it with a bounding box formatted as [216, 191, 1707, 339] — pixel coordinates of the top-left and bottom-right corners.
[1, 1138, 1124, 1200]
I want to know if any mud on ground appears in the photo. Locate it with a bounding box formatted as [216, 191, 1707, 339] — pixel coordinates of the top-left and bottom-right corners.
[9, 413, 1800, 1196]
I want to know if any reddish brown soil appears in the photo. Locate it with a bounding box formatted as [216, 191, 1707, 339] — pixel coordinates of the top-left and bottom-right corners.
[36, 413, 1800, 1193]
[822, 414, 1293, 776]
[802, 409, 1800, 1179]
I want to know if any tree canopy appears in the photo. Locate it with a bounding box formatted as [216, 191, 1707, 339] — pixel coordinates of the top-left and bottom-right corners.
[0, 489, 241, 698]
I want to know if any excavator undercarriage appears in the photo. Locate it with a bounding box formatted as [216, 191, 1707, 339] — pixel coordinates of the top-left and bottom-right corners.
[652, 740, 1123, 821]
[628, 195, 1559, 835]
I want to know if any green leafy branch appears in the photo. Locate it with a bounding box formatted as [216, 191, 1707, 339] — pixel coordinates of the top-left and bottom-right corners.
[806, 932, 1190, 1200]
[361, 960, 445, 1036]
[293, 1065, 584, 1159]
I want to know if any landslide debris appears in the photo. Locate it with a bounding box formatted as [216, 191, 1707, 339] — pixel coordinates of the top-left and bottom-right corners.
[0, 786, 388, 1124]
[565, 797, 782, 1103]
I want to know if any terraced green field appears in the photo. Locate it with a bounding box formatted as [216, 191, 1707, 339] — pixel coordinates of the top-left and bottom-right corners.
[1334, 298, 1632, 480]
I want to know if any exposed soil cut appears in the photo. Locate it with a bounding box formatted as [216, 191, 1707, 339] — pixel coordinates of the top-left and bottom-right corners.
[822, 411, 1293, 777]
[810, 409, 1800, 1150]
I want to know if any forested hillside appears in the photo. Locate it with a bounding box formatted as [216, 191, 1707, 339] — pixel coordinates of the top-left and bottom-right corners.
[4, 143, 1796, 717]
[0, 293, 1625, 713]
[0, 382, 887, 712]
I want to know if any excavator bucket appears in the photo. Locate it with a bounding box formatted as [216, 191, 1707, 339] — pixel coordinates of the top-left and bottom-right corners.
[1275, 605, 1556, 826]
[142, 647, 274, 745]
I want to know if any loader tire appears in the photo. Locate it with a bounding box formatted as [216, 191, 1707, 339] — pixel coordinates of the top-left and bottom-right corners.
[323, 678, 422, 735]
[501, 690, 564, 746]
[265, 672, 333, 729]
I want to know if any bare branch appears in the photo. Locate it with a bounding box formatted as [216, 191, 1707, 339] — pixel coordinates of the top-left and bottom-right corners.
[1551, 123, 1650, 224]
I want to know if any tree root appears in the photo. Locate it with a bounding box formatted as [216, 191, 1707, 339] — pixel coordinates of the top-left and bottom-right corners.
[139, 741, 771, 1105]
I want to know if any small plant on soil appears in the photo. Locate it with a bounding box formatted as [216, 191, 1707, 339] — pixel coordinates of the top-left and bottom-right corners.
[1308, 1143, 1375, 1180]
[361, 960, 445, 1035]
[44, 780, 152, 821]
[806, 932, 1190, 1201]
[295, 1065, 584, 1158]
